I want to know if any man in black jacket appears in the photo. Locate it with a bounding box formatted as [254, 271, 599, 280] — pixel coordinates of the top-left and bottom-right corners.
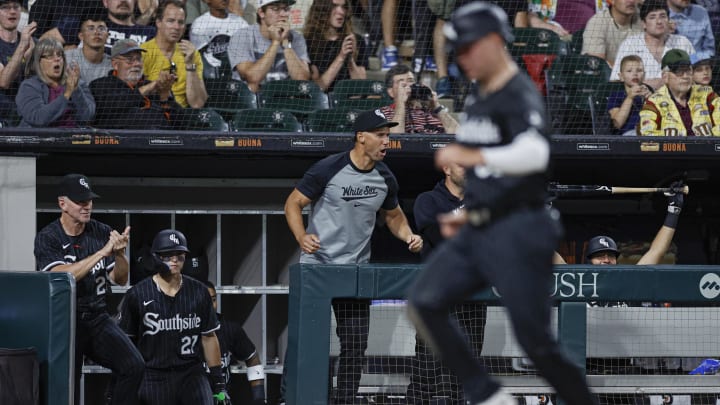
[90, 39, 182, 129]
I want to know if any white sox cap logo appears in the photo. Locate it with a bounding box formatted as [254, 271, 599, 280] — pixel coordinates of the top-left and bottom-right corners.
[79, 178, 90, 189]
[599, 238, 610, 248]
[169, 234, 180, 245]
[374, 109, 385, 119]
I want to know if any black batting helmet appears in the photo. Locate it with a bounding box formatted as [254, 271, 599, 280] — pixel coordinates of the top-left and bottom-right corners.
[151, 229, 190, 255]
[443, 1, 514, 51]
[586, 236, 619, 259]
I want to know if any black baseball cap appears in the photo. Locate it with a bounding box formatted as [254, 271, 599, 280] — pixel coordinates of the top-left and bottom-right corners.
[58, 174, 100, 201]
[353, 109, 399, 132]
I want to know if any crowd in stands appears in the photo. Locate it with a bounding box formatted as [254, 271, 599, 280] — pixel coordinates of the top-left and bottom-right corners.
[0, 0, 717, 134]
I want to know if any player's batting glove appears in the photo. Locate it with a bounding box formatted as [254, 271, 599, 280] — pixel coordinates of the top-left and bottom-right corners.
[251, 383, 266, 404]
[209, 366, 230, 405]
[664, 181, 684, 228]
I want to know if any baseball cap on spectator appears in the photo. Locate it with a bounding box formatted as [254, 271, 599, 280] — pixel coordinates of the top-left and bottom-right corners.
[661, 49, 691, 71]
[691, 54, 713, 68]
[353, 109, 399, 132]
[58, 174, 100, 201]
[257, 0, 296, 7]
[111, 39, 146, 59]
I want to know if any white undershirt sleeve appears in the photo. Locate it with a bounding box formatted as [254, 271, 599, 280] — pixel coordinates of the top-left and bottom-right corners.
[480, 128, 550, 176]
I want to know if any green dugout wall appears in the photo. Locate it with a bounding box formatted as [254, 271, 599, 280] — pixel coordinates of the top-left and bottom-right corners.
[285, 264, 720, 405]
[0, 272, 75, 405]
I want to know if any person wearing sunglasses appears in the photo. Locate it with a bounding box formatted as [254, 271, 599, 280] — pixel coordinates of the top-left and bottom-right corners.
[639, 49, 720, 136]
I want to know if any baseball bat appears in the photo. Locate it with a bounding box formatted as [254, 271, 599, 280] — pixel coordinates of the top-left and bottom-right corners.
[548, 184, 689, 197]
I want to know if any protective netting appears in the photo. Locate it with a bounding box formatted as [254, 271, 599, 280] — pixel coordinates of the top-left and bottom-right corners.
[328, 300, 720, 405]
[4, 0, 717, 133]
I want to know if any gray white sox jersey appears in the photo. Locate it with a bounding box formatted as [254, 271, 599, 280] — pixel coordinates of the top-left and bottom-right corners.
[296, 151, 400, 265]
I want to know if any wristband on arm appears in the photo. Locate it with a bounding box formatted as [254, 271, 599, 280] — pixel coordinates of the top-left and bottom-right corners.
[664, 204, 681, 228]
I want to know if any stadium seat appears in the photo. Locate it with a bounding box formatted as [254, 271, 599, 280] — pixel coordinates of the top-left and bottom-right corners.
[589, 82, 624, 135]
[305, 108, 363, 133]
[257, 80, 329, 117]
[546, 54, 612, 134]
[328, 79, 392, 110]
[200, 49, 234, 81]
[205, 79, 258, 122]
[569, 29, 584, 55]
[232, 108, 303, 132]
[182, 108, 229, 131]
[508, 28, 569, 95]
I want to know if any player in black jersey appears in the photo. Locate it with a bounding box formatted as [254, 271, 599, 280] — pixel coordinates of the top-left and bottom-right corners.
[119, 229, 229, 405]
[204, 281, 266, 405]
[34, 173, 144, 405]
[406, 4, 598, 405]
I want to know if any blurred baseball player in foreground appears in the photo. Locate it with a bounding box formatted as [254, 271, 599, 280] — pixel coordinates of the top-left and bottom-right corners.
[406, 3, 598, 405]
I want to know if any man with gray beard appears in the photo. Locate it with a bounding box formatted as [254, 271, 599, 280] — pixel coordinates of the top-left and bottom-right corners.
[90, 38, 182, 129]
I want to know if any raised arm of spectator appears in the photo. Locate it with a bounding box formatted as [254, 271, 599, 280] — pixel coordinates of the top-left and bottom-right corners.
[528, 12, 569, 37]
[69, 79, 97, 124]
[430, 92, 458, 133]
[609, 84, 650, 130]
[312, 34, 364, 91]
[0, 22, 36, 89]
[388, 82, 410, 133]
[179, 40, 207, 108]
[237, 58, 274, 93]
[282, 35, 310, 81]
[137, 0, 159, 25]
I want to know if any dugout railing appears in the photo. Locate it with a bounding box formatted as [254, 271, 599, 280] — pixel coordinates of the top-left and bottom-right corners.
[285, 264, 720, 405]
[0, 271, 75, 405]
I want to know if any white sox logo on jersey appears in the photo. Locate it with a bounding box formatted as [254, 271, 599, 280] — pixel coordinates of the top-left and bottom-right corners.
[456, 118, 501, 144]
[143, 313, 201, 335]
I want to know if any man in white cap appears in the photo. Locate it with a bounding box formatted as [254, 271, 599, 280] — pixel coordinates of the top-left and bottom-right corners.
[227, 0, 310, 92]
